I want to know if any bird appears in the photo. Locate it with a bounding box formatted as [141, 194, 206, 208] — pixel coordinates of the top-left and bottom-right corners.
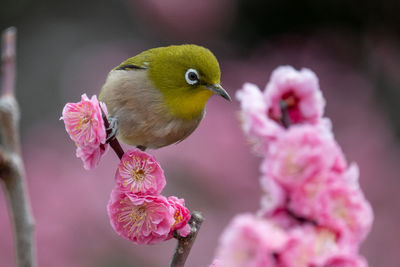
[99, 44, 231, 151]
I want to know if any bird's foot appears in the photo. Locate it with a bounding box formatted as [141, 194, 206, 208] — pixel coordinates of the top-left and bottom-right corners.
[106, 116, 118, 143]
[137, 145, 147, 151]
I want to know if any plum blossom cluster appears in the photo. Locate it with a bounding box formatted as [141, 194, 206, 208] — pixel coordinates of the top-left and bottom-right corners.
[108, 149, 191, 244]
[61, 94, 109, 170]
[212, 66, 373, 267]
[61, 95, 191, 245]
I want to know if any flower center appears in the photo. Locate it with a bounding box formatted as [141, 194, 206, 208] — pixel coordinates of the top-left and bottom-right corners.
[117, 201, 148, 238]
[131, 168, 145, 182]
[79, 111, 92, 128]
[282, 91, 298, 108]
[131, 205, 147, 221]
[172, 210, 183, 228]
[81, 116, 90, 124]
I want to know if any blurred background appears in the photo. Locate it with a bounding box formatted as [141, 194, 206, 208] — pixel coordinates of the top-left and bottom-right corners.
[1, 0, 400, 266]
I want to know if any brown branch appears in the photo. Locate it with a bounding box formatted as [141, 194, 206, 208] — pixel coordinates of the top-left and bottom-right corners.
[0, 27, 36, 267]
[169, 211, 204, 267]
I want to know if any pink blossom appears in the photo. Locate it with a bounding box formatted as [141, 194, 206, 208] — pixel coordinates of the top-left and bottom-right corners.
[107, 188, 175, 245]
[289, 175, 372, 245]
[76, 143, 108, 170]
[115, 149, 166, 195]
[321, 253, 368, 267]
[259, 176, 286, 216]
[236, 83, 283, 150]
[214, 213, 287, 267]
[262, 125, 345, 190]
[167, 196, 191, 237]
[61, 94, 107, 147]
[288, 169, 373, 246]
[288, 170, 373, 246]
[279, 226, 339, 267]
[264, 66, 325, 126]
[61, 94, 109, 170]
[316, 182, 373, 245]
[278, 226, 316, 267]
[288, 172, 331, 220]
[266, 209, 300, 230]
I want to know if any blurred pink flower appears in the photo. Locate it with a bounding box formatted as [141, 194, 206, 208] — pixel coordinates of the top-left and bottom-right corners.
[61, 93, 107, 147]
[321, 253, 368, 267]
[259, 175, 286, 216]
[115, 149, 166, 195]
[61, 94, 109, 169]
[278, 226, 318, 267]
[214, 213, 287, 267]
[230, 65, 374, 266]
[279, 226, 342, 267]
[76, 143, 108, 170]
[316, 182, 373, 245]
[265, 66, 325, 126]
[266, 209, 300, 230]
[289, 173, 372, 246]
[107, 188, 175, 245]
[262, 125, 345, 190]
[288, 172, 332, 219]
[236, 82, 283, 151]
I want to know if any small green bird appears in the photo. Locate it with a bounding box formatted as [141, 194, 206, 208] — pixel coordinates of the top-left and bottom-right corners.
[99, 44, 231, 150]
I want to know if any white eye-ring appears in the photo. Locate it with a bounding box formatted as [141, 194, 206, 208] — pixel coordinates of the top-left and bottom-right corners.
[185, 68, 199, 85]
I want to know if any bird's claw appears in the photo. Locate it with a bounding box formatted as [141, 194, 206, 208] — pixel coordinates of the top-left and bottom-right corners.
[106, 116, 118, 143]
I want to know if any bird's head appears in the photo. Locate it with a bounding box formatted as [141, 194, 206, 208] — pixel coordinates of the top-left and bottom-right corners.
[147, 44, 231, 120]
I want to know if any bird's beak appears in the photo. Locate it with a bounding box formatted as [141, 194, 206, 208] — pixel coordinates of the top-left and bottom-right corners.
[206, 84, 231, 102]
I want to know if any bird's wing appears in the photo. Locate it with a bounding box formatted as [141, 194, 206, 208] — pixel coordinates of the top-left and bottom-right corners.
[114, 49, 155, 71]
[115, 64, 147, 70]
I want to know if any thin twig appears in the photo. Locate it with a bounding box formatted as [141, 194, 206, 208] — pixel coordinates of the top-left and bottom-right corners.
[280, 100, 291, 129]
[169, 211, 204, 267]
[0, 27, 36, 267]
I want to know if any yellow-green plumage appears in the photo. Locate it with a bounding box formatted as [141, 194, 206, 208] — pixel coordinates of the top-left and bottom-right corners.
[99, 44, 230, 149]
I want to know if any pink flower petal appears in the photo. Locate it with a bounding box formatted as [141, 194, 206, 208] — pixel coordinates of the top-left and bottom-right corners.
[236, 82, 284, 152]
[107, 188, 175, 245]
[316, 181, 373, 245]
[61, 94, 107, 147]
[76, 143, 108, 170]
[264, 66, 325, 126]
[61, 94, 109, 169]
[167, 196, 191, 237]
[262, 125, 345, 190]
[214, 213, 287, 267]
[115, 149, 166, 195]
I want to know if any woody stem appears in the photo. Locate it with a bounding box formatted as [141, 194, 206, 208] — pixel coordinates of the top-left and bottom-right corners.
[169, 211, 204, 267]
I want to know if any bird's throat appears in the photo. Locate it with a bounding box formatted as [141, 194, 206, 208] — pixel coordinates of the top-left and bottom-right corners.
[165, 89, 212, 120]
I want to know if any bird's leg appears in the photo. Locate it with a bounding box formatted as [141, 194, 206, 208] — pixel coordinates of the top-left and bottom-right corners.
[106, 116, 119, 143]
[101, 113, 125, 159]
[137, 145, 147, 151]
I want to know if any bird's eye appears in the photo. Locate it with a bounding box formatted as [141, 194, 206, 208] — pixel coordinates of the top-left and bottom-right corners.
[185, 68, 199, 85]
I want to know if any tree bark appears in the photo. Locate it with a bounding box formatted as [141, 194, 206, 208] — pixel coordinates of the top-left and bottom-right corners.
[0, 27, 36, 267]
